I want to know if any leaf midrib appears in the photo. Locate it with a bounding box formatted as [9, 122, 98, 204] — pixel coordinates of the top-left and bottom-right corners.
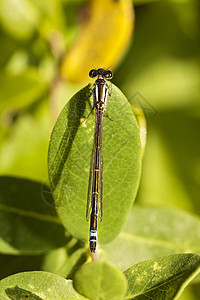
[124, 270, 194, 299]
[120, 232, 192, 251]
[0, 203, 61, 224]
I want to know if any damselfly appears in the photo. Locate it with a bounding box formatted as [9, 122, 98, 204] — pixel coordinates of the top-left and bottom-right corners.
[86, 68, 113, 253]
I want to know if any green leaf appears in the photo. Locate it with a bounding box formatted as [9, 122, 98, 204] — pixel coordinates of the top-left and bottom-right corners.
[0, 0, 39, 40]
[0, 271, 85, 300]
[0, 101, 50, 182]
[48, 84, 142, 245]
[73, 261, 127, 300]
[41, 241, 87, 278]
[103, 206, 200, 271]
[0, 71, 47, 114]
[124, 253, 200, 299]
[0, 176, 69, 254]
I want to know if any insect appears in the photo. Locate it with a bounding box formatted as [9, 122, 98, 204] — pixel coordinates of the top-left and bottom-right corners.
[86, 68, 113, 253]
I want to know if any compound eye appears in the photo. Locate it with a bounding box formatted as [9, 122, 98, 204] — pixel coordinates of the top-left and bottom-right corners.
[105, 70, 113, 80]
[89, 69, 97, 78]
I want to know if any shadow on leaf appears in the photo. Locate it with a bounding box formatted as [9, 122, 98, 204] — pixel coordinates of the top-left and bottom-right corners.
[6, 286, 42, 300]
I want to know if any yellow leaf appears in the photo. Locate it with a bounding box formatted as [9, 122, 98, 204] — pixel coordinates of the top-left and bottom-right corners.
[60, 0, 134, 83]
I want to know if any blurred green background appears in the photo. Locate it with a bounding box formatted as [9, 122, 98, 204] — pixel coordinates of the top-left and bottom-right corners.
[0, 0, 199, 299]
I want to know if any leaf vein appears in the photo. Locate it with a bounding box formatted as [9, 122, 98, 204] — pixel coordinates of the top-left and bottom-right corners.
[0, 204, 61, 224]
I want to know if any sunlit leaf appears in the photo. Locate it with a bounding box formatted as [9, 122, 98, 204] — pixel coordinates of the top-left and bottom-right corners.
[124, 253, 200, 299]
[0, 271, 85, 299]
[48, 84, 142, 246]
[73, 261, 127, 300]
[103, 206, 200, 271]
